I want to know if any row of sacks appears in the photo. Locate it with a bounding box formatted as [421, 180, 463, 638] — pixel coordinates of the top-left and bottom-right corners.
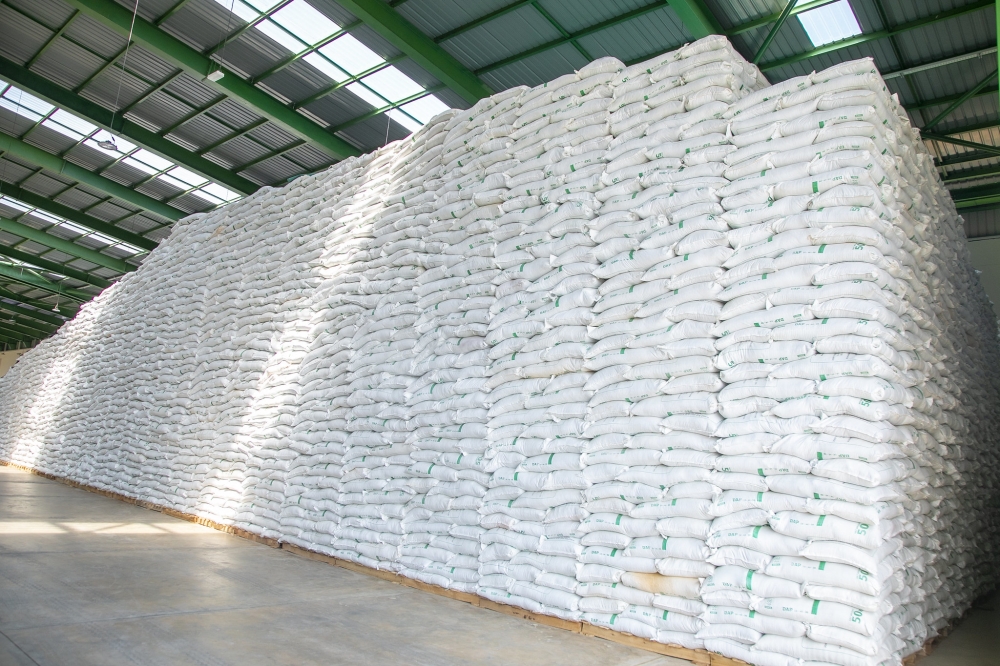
[0, 35, 997, 666]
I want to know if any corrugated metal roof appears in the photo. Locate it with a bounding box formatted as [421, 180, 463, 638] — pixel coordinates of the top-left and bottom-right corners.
[964, 208, 1000, 238]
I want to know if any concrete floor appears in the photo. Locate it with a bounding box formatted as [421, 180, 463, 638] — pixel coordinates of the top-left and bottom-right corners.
[0, 466, 685, 666]
[921, 590, 999, 666]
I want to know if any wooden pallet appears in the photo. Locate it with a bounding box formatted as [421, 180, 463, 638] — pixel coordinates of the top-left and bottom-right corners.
[0, 460, 947, 666]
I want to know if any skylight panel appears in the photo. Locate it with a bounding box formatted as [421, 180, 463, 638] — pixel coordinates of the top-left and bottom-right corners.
[271, 0, 339, 46]
[201, 183, 240, 201]
[2, 86, 53, 116]
[122, 157, 159, 175]
[244, 0, 283, 12]
[256, 18, 307, 52]
[190, 190, 226, 205]
[319, 35, 384, 75]
[386, 110, 421, 132]
[0, 97, 43, 122]
[213, 0, 261, 22]
[399, 95, 450, 124]
[54, 220, 91, 236]
[42, 119, 85, 141]
[116, 243, 144, 256]
[132, 149, 173, 172]
[796, 0, 862, 47]
[345, 83, 387, 109]
[168, 167, 208, 187]
[87, 232, 120, 246]
[157, 174, 193, 191]
[51, 110, 97, 136]
[361, 67, 424, 103]
[303, 53, 349, 83]
[0, 197, 32, 213]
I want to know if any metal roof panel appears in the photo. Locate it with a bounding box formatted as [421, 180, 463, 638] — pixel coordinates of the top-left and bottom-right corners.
[468, 40, 583, 91]
[441, 5, 563, 71]
[395, 0, 512, 39]
[0, 4, 51, 63]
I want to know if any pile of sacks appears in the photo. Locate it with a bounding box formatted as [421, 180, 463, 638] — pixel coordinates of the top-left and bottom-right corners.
[0, 35, 997, 666]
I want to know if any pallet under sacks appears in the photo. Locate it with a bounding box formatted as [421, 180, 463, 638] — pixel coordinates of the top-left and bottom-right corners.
[0, 35, 997, 666]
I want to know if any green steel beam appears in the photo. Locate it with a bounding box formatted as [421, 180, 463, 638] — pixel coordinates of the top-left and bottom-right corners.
[0, 325, 29, 344]
[64, 0, 360, 161]
[332, 0, 492, 104]
[0, 216, 133, 274]
[434, 1, 534, 43]
[911, 87, 998, 112]
[668, 0, 722, 38]
[0, 331, 25, 346]
[477, 1, 672, 74]
[942, 163, 1000, 182]
[0, 316, 50, 339]
[250, 20, 362, 84]
[0, 263, 91, 302]
[936, 149, 997, 167]
[730, 0, 839, 36]
[956, 194, 1000, 209]
[331, 87, 445, 133]
[155, 0, 196, 26]
[0, 309, 55, 334]
[74, 43, 130, 93]
[0, 296, 66, 327]
[292, 56, 404, 110]
[0, 185, 156, 252]
[869, 0, 923, 114]
[924, 69, 998, 130]
[1, 135, 182, 221]
[928, 119, 1000, 136]
[0, 245, 111, 289]
[0, 286, 77, 319]
[235, 141, 305, 173]
[26, 10, 78, 68]
[530, 1, 591, 62]
[753, 0, 796, 64]
[997, 0, 1000, 114]
[922, 132, 1000, 157]
[760, 0, 995, 71]
[0, 56, 258, 195]
[205, 0, 295, 57]
[950, 183, 1000, 200]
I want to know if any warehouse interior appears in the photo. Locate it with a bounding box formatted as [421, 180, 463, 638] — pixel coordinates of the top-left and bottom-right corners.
[1, 0, 999, 664]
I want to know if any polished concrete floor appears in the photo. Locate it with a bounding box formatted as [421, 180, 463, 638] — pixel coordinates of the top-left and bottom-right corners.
[0, 466, 686, 666]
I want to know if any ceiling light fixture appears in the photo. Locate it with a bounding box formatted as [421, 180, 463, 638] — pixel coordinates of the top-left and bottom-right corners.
[97, 135, 118, 151]
[206, 70, 225, 82]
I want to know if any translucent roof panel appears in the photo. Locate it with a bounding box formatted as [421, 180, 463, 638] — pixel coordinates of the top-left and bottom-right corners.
[399, 96, 450, 125]
[255, 19, 306, 52]
[318, 35, 384, 76]
[796, 0, 863, 47]
[271, 0, 340, 45]
[303, 53, 349, 82]
[132, 149, 174, 172]
[362, 67, 425, 103]
[168, 166, 209, 187]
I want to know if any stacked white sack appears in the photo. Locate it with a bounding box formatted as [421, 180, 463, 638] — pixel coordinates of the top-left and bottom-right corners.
[396, 101, 514, 592]
[280, 153, 397, 556]
[475, 57, 623, 620]
[576, 35, 762, 649]
[695, 58, 989, 666]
